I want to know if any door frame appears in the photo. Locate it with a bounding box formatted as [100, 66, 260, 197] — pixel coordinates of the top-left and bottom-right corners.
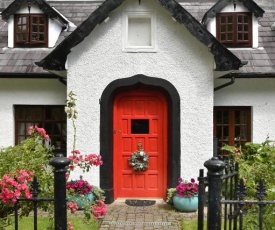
[100, 74, 181, 204]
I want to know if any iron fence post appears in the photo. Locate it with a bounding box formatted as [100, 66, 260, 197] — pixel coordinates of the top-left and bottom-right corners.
[204, 157, 225, 230]
[49, 153, 70, 230]
[197, 169, 205, 230]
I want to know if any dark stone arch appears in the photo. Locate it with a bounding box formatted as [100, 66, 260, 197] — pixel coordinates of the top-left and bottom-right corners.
[100, 74, 180, 204]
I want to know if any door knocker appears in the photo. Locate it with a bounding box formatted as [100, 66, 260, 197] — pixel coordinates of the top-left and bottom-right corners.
[128, 141, 149, 171]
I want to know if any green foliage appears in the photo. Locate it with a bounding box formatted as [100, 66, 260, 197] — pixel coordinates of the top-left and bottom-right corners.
[222, 139, 275, 229]
[0, 134, 54, 228]
[166, 188, 177, 204]
[91, 185, 105, 201]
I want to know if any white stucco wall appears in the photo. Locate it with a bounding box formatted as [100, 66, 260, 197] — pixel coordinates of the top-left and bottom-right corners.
[0, 79, 66, 147]
[214, 78, 275, 142]
[67, 0, 215, 187]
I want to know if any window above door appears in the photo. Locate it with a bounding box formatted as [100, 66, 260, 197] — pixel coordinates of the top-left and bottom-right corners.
[122, 12, 157, 52]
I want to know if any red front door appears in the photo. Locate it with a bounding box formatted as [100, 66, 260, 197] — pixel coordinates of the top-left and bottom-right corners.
[113, 89, 167, 199]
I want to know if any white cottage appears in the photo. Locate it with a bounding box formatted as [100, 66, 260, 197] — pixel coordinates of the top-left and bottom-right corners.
[1, 0, 275, 203]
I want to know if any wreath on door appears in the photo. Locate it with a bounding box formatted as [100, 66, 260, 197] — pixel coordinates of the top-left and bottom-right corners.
[128, 142, 149, 171]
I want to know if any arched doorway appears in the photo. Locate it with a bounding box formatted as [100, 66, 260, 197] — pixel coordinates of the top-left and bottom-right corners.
[100, 74, 180, 203]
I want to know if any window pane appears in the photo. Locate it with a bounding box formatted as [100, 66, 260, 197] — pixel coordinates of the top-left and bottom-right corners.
[227, 16, 233, 23]
[32, 25, 38, 32]
[40, 17, 44, 24]
[238, 33, 243, 40]
[216, 111, 222, 123]
[227, 33, 233, 40]
[220, 17, 226, 23]
[131, 119, 149, 134]
[244, 16, 248, 23]
[238, 16, 243, 23]
[227, 24, 233, 32]
[223, 111, 229, 124]
[32, 17, 38, 24]
[18, 123, 26, 135]
[18, 136, 25, 143]
[221, 34, 226, 41]
[238, 25, 242, 32]
[39, 34, 44, 41]
[32, 33, 38, 41]
[221, 25, 226, 32]
[17, 34, 23, 41]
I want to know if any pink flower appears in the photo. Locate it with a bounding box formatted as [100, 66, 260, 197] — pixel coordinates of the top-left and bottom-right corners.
[176, 178, 198, 197]
[0, 169, 33, 204]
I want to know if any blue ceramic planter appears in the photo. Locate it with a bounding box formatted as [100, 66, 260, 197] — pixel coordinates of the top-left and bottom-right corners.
[172, 193, 198, 212]
[68, 193, 94, 210]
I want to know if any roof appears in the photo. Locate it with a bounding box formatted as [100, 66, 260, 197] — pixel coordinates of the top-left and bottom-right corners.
[0, 0, 101, 76]
[0, 0, 275, 78]
[2, 0, 67, 24]
[228, 11, 275, 76]
[202, 0, 265, 25]
[36, 0, 242, 72]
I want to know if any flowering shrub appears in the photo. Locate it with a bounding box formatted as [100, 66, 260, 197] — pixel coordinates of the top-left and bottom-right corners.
[68, 150, 103, 172]
[66, 179, 92, 195]
[176, 178, 198, 197]
[28, 126, 49, 140]
[92, 200, 107, 218]
[0, 126, 54, 228]
[65, 91, 107, 222]
[0, 169, 33, 204]
[67, 202, 78, 214]
[85, 199, 107, 219]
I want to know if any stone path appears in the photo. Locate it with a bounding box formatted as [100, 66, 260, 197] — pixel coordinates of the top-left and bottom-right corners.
[98, 199, 200, 230]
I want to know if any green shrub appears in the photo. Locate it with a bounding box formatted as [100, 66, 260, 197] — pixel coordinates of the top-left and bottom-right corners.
[0, 129, 54, 228]
[222, 139, 275, 229]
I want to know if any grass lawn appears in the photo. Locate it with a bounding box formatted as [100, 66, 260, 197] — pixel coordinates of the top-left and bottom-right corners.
[182, 219, 207, 229]
[6, 216, 99, 230]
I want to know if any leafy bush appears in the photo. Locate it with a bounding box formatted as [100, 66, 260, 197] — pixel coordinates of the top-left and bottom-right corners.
[222, 139, 275, 229]
[0, 128, 54, 228]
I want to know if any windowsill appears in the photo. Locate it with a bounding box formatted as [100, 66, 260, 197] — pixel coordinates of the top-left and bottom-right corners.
[122, 46, 157, 53]
[227, 47, 264, 51]
[3, 47, 54, 51]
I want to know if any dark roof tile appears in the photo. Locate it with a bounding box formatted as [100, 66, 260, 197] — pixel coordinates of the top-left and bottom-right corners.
[1, 0, 275, 76]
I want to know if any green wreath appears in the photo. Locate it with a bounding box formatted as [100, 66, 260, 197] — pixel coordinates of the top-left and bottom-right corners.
[128, 151, 149, 171]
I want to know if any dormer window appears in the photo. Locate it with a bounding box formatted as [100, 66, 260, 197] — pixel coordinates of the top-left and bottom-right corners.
[14, 14, 48, 48]
[217, 12, 252, 47]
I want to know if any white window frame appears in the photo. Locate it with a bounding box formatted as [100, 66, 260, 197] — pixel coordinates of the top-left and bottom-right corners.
[122, 11, 157, 52]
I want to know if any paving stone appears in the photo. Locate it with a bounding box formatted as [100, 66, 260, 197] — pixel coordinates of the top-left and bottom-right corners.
[98, 199, 202, 230]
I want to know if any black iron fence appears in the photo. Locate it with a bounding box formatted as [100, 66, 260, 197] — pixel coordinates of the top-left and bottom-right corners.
[198, 156, 275, 230]
[14, 153, 70, 230]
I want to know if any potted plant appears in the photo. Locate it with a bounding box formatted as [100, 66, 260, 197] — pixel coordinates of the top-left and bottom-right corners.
[167, 178, 199, 212]
[66, 176, 94, 210]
